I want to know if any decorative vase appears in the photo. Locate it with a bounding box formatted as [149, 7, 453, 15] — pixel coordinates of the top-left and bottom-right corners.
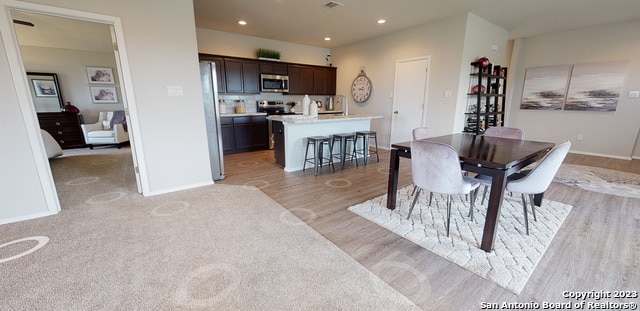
[62, 102, 80, 115]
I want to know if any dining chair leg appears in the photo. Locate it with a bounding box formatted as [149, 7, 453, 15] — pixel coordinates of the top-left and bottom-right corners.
[428, 192, 433, 206]
[528, 194, 537, 222]
[468, 188, 477, 221]
[446, 195, 452, 237]
[407, 188, 422, 220]
[521, 194, 530, 235]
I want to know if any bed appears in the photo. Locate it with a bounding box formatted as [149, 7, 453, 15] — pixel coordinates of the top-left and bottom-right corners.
[41, 129, 63, 158]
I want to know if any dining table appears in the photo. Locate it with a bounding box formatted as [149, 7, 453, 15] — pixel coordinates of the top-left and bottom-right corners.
[386, 133, 556, 252]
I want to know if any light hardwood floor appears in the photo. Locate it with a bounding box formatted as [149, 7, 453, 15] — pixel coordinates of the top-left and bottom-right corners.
[218, 149, 640, 310]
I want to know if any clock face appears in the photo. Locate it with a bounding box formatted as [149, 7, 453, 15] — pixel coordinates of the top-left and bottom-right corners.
[351, 75, 372, 103]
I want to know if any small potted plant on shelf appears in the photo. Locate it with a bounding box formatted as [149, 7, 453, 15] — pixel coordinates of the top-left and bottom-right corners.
[257, 48, 281, 61]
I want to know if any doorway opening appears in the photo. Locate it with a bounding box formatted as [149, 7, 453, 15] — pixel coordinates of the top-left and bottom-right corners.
[8, 6, 143, 212]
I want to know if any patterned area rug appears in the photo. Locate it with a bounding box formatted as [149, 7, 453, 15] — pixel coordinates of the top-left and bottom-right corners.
[554, 164, 640, 199]
[348, 185, 572, 294]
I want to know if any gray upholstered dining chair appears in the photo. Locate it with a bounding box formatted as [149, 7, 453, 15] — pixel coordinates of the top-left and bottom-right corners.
[483, 126, 525, 140]
[476, 126, 526, 204]
[407, 139, 480, 236]
[411, 127, 437, 202]
[503, 141, 571, 235]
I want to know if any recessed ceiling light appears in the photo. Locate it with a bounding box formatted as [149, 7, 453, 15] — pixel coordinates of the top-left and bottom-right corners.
[377, 19, 386, 24]
[238, 20, 247, 25]
[324, 37, 331, 41]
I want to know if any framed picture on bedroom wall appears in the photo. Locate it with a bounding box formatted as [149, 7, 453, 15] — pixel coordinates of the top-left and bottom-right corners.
[86, 66, 115, 84]
[90, 86, 118, 103]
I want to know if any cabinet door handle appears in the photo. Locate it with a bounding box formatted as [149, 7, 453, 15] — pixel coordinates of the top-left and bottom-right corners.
[59, 140, 65, 144]
[55, 122, 61, 126]
[58, 131, 63, 135]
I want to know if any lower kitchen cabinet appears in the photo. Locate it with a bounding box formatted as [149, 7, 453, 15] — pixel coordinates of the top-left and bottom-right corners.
[272, 120, 285, 166]
[220, 115, 268, 154]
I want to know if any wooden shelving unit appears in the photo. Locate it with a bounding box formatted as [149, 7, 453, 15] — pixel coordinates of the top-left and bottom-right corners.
[463, 62, 508, 135]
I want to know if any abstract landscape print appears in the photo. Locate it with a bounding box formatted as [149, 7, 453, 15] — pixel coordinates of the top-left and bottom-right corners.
[520, 65, 571, 110]
[564, 61, 628, 112]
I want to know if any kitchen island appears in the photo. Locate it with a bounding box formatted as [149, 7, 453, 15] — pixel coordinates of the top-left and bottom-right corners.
[268, 114, 383, 172]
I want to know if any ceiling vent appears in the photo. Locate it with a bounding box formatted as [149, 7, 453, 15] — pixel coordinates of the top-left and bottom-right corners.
[323, 1, 344, 9]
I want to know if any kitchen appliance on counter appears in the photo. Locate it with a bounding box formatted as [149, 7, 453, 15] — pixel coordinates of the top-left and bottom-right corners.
[199, 61, 225, 180]
[257, 101, 296, 149]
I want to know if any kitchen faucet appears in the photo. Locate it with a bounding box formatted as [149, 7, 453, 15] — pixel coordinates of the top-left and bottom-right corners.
[336, 95, 349, 115]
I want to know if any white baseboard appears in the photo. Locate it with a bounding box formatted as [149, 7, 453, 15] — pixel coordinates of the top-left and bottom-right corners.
[569, 150, 632, 160]
[0, 210, 59, 226]
[146, 180, 215, 196]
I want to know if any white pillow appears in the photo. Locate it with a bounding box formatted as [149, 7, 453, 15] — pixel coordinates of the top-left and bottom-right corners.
[102, 120, 110, 130]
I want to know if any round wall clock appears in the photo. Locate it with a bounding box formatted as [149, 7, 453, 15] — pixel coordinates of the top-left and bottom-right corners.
[351, 69, 372, 103]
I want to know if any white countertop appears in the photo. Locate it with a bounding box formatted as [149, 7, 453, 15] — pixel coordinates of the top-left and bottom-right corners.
[267, 114, 382, 124]
[220, 112, 267, 117]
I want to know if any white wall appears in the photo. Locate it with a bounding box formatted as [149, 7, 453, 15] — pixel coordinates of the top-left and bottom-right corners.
[20, 46, 123, 123]
[455, 14, 509, 132]
[1, 0, 213, 224]
[197, 28, 330, 66]
[508, 20, 640, 159]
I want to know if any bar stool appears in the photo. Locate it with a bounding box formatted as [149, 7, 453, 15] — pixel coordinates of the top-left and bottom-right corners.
[303, 136, 335, 175]
[353, 131, 379, 165]
[331, 133, 358, 170]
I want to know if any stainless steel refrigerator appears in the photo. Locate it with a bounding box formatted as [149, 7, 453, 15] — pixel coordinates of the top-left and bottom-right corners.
[199, 61, 225, 180]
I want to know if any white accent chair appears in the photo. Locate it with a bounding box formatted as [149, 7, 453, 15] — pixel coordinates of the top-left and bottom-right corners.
[505, 141, 571, 235]
[80, 111, 129, 149]
[407, 139, 480, 236]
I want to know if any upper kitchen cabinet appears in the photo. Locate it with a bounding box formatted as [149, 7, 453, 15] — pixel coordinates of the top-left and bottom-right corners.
[224, 58, 260, 94]
[313, 67, 337, 95]
[198, 54, 226, 93]
[260, 62, 288, 75]
[287, 64, 314, 95]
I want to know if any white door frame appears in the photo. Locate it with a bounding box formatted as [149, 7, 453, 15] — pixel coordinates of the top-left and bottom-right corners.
[0, 2, 149, 215]
[389, 56, 431, 145]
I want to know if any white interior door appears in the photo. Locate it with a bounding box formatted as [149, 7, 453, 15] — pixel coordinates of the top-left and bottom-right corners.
[390, 57, 431, 144]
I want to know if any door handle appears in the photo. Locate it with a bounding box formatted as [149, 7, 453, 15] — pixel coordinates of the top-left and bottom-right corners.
[393, 110, 399, 114]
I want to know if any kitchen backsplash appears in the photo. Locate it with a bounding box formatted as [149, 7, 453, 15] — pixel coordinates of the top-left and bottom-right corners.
[219, 93, 337, 113]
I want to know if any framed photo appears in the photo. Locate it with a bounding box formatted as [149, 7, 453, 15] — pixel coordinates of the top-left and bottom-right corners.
[90, 86, 118, 103]
[564, 61, 628, 112]
[32, 79, 58, 97]
[86, 67, 115, 84]
[520, 65, 571, 110]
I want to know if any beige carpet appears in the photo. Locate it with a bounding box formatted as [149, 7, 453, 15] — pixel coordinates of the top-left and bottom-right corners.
[348, 185, 572, 294]
[0, 148, 419, 310]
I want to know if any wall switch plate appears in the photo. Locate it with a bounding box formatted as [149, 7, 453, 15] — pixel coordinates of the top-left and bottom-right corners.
[167, 86, 184, 96]
[577, 134, 584, 141]
[628, 91, 640, 98]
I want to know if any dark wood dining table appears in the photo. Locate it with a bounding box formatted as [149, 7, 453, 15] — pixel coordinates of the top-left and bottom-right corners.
[386, 133, 555, 252]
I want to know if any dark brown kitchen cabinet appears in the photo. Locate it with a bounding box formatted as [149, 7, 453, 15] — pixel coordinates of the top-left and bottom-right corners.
[287, 64, 314, 95]
[220, 116, 268, 154]
[220, 117, 234, 154]
[272, 120, 285, 167]
[38, 112, 85, 149]
[260, 62, 288, 75]
[313, 67, 337, 95]
[199, 54, 226, 93]
[223, 59, 259, 94]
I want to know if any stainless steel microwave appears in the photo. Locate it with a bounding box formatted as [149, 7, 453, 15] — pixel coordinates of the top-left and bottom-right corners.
[260, 74, 289, 93]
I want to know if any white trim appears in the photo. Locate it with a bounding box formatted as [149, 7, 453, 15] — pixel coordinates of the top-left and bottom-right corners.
[1, 1, 152, 224]
[568, 150, 632, 161]
[0, 211, 58, 226]
[146, 181, 215, 197]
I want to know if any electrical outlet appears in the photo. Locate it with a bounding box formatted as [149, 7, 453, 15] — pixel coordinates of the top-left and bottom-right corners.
[577, 134, 584, 141]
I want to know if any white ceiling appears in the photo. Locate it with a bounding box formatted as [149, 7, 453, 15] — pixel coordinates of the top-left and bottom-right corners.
[10, 1, 640, 52]
[193, 0, 640, 48]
